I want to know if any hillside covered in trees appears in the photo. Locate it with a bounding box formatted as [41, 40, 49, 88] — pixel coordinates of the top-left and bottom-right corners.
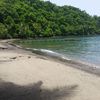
[0, 0, 100, 39]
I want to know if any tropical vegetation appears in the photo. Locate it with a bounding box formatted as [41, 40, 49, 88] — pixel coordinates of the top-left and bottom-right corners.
[0, 0, 100, 39]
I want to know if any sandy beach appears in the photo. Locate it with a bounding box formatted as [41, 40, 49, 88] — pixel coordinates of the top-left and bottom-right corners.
[0, 40, 100, 100]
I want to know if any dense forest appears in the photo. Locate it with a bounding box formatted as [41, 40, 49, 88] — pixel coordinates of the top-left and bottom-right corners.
[0, 0, 100, 39]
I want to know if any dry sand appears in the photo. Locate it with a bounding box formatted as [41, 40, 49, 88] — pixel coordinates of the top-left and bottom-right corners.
[0, 40, 100, 100]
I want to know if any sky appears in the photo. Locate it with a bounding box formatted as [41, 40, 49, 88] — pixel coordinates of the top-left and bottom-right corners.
[44, 0, 100, 16]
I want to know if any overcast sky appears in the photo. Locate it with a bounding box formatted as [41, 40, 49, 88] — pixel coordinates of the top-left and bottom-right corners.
[44, 0, 100, 16]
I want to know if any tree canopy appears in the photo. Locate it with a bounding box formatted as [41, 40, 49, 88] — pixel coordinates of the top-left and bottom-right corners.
[0, 0, 100, 39]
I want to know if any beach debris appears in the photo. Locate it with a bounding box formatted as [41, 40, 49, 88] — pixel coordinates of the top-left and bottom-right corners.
[0, 46, 8, 50]
[19, 56, 22, 58]
[10, 57, 17, 60]
[28, 56, 31, 58]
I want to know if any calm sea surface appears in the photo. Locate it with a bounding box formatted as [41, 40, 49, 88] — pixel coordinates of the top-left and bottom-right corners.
[16, 36, 100, 66]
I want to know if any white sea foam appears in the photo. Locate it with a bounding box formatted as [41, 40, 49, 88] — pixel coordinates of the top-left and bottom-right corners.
[62, 56, 71, 60]
[40, 49, 55, 54]
[32, 48, 71, 61]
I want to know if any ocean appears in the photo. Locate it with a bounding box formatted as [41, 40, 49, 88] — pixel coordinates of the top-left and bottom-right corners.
[16, 36, 100, 67]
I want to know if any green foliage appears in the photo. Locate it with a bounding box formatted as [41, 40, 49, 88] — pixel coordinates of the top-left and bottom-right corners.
[0, 0, 100, 39]
[0, 23, 8, 39]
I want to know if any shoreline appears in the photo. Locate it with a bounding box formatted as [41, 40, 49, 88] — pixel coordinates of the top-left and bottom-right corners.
[9, 40, 100, 76]
[0, 40, 100, 100]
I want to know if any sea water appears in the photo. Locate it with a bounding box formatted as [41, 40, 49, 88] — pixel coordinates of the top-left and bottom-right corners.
[16, 36, 100, 67]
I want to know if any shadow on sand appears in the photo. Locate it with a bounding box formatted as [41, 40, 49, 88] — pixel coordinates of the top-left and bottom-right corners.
[0, 79, 78, 100]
